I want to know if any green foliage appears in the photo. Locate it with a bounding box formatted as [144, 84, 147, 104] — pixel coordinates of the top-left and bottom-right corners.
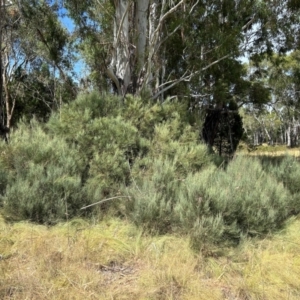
[125, 158, 182, 233]
[47, 93, 146, 202]
[0, 120, 86, 223]
[11, 63, 78, 125]
[176, 156, 291, 249]
[261, 155, 300, 214]
[64, 92, 122, 119]
[0, 144, 8, 199]
[81, 117, 140, 203]
[20, 0, 71, 66]
[47, 92, 204, 205]
[249, 82, 271, 108]
[205, 156, 289, 232]
[148, 123, 214, 174]
[122, 96, 193, 139]
[126, 155, 292, 249]
[1, 92, 298, 253]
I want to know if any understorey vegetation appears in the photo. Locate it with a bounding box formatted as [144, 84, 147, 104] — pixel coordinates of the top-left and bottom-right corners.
[0, 92, 299, 250]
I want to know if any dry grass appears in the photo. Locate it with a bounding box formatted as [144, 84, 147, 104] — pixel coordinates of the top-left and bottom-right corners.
[239, 145, 300, 157]
[1, 212, 300, 299]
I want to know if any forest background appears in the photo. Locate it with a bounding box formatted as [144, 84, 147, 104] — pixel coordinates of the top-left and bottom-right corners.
[1, 0, 300, 242]
[1, 0, 300, 148]
[1, 1, 300, 299]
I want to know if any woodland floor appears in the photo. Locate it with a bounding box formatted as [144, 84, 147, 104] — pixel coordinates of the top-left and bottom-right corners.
[1, 211, 300, 300]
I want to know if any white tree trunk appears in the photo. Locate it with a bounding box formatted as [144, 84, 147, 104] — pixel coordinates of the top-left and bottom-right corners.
[144, 0, 158, 93]
[286, 125, 291, 147]
[107, 0, 188, 98]
[107, 0, 130, 96]
[115, 0, 130, 91]
[135, 0, 150, 75]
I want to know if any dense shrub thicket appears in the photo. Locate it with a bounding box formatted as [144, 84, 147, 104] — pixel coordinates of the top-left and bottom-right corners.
[125, 155, 291, 249]
[260, 155, 300, 214]
[0, 92, 299, 248]
[0, 121, 87, 223]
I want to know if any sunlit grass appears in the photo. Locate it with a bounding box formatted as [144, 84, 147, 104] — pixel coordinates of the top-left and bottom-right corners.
[1, 212, 300, 299]
[250, 149, 300, 157]
[238, 144, 300, 157]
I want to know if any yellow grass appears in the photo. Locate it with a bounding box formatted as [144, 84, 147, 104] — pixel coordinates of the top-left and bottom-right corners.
[1, 212, 300, 299]
[239, 145, 300, 157]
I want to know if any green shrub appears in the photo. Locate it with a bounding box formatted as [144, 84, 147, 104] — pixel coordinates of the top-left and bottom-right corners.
[46, 93, 150, 205]
[125, 157, 183, 233]
[261, 155, 300, 214]
[124, 114, 221, 232]
[122, 96, 195, 140]
[2, 93, 214, 225]
[0, 120, 87, 223]
[64, 91, 122, 119]
[181, 156, 292, 249]
[47, 93, 128, 156]
[149, 121, 214, 174]
[209, 156, 289, 231]
[2, 163, 84, 224]
[126, 154, 292, 249]
[49, 114, 146, 201]
[0, 91, 295, 251]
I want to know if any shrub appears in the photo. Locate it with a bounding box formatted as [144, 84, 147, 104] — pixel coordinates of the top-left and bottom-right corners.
[261, 155, 300, 214]
[183, 156, 292, 249]
[49, 114, 146, 202]
[0, 120, 86, 223]
[64, 91, 122, 119]
[148, 121, 215, 174]
[46, 93, 129, 157]
[125, 157, 183, 233]
[122, 105, 218, 233]
[122, 96, 195, 140]
[125, 155, 292, 249]
[47, 93, 150, 204]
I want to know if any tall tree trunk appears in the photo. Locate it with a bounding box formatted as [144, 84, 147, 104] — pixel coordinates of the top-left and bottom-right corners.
[286, 124, 291, 147]
[106, 0, 186, 98]
[106, 0, 130, 96]
[135, 0, 150, 85]
[0, 0, 4, 127]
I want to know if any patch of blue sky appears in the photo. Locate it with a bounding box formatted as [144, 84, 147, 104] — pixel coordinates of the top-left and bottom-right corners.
[58, 7, 75, 33]
[59, 9, 87, 81]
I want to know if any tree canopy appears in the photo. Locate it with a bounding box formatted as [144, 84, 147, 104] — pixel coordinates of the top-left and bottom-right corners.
[1, 0, 300, 150]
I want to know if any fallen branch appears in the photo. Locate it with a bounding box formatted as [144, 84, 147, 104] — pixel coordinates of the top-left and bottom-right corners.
[80, 196, 131, 210]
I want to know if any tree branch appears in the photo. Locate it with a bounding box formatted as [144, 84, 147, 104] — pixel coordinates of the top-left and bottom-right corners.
[242, 16, 255, 31]
[189, 0, 199, 15]
[36, 28, 68, 82]
[151, 54, 230, 100]
[114, 0, 130, 47]
[200, 54, 230, 72]
[159, 0, 185, 24]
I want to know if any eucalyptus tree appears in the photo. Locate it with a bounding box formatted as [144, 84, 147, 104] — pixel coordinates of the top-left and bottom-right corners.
[63, 0, 300, 154]
[65, 0, 241, 98]
[63, 1, 299, 97]
[265, 51, 300, 147]
[0, 0, 76, 129]
[238, 48, 300, 147]
[0, 0, 13, 136]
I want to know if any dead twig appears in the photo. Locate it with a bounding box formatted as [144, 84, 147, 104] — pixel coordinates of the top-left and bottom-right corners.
[80, 196, 131, 210]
